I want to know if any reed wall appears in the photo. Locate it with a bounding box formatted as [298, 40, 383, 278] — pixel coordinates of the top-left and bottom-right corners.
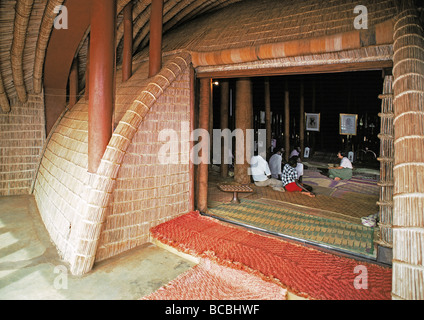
[392, 3, 424, 300]
[33, 53, 192, 275]
[95, 67, 192, 262]
[0, 94, 45, 196]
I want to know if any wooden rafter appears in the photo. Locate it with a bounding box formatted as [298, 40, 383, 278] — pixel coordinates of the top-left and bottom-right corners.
[33, 0, 65, 95]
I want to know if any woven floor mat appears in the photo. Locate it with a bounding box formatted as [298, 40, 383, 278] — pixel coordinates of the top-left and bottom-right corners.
[150, 212, 392, 300]
[254, 198, 360, 224]
[302, 171, 380, 196]
[208, 199, 375, 257]
[142, 258, 288, 300]
[247, 186, 378, 221]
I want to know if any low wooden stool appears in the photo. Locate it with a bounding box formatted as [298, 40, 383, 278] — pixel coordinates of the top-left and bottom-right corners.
[217, 184, 253, 204]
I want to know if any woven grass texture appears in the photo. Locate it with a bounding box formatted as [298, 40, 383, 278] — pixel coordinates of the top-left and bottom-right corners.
[0, 94, 45, 196]
[151, 212, 392, 300]
[33, 54, 193, 275]
[143, 258, 288, 300]
[391, 4, 424, 300]
[209, 199, 376, 258]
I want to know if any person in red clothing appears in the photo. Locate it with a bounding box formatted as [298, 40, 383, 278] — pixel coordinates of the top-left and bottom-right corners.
[281, 157, 315, 197]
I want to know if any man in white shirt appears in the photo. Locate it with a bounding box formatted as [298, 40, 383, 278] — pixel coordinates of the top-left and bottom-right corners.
[269, 148, 284, 179]
[250, 151, 285, 192]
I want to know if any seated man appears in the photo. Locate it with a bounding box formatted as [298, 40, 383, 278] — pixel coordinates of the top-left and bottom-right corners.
[250, 151, 285, 192]
[282, 157, 315, 197]
[269, 147, 284, 180]
[328, 151, 353, 181]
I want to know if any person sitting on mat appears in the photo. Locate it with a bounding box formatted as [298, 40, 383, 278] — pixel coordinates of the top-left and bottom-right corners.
[282, 157, 315, 197]
[269, 147, 284, 180]
[250, 150, 285, 192]
[328, 151, 353, 181]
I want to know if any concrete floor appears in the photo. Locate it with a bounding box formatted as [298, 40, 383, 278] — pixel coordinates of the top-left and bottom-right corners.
[0, 195, 196, 300]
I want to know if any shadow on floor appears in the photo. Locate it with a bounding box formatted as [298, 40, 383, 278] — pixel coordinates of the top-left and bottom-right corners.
[0, 195, 195, 300]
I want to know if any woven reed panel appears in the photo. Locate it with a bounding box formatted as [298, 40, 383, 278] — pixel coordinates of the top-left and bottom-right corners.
[160, 0, 397, 55]
[0, 94, 45, 195]
[392, 5, 424, 300]
[377, 75, 394, 247]
[32, 58, 156, 266]
[33, 100, 89, 262]
[95, 68, 192, 262]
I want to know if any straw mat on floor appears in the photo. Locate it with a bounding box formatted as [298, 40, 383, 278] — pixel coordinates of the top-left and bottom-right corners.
[150, 212, 392, 300]
[208, 199, 375, 257]
[142, 258, 287, 300]
[248, 186, 378, 221]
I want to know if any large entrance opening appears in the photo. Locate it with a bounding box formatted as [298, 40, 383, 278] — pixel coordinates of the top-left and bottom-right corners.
[202, 69, 389, 262]
[212, 70, 383, 167]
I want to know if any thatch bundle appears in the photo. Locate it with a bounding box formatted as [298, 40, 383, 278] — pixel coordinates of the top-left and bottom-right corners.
[11, 0, 34, 103]
[0, 72, 10, 112]
[33, 0, 65, 94]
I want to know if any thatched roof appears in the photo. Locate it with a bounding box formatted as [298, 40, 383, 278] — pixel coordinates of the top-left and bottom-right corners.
[0, 0, 406, 112]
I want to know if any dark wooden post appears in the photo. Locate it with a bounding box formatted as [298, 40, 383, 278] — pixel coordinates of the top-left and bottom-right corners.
[265, 77, 272, 158]
[220, 80, 230, 178]
[84, 37, 90, 100]
[69, 59, 79, 108]
[300, 82, 305, 158]
[197, 78, 211, 212]
[122, 1, 133, 82]
[235, 78, 253, 185]
[284, 81, 290, 161]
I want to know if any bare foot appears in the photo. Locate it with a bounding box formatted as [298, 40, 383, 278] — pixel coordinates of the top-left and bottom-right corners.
[334, 177, 341, 181]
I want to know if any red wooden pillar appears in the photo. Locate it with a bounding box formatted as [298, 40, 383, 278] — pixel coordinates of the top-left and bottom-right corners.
[197, 78, 211, 212]
[69, 59, 79, 107]
[122, 1, 133, 82]
[88, 0, 116, 173]
[148, 0, 164, 78]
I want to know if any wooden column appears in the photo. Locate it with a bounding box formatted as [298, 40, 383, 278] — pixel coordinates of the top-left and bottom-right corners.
[392, 0, 424, 300]
[299, 82, 305, 158]
[85, 37, 90, 100]
[122, 1, 133, 82]
[148, 0, 163, 78]
[197, 78, 211, 212]
[265, 77, 272, 158]
[88, 0, 116, 173]
[220, 80, 230, 178]
[189, 65, 195, 212]
[284, 81, 290, 161]
[235, 78, 253, 185]
[69, 59, 79, 108]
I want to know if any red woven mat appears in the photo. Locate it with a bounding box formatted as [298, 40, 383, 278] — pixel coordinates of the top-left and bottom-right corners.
[142, 258, 287, 300]
[150, 212, 392, 300]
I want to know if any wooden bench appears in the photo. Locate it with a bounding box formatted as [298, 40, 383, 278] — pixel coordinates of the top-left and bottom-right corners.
[217, 184, 254, 204]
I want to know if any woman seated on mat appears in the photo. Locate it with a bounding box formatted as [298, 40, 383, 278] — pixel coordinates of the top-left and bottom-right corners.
[328, 151, 353, 181]
[281, 157, 315, 197]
